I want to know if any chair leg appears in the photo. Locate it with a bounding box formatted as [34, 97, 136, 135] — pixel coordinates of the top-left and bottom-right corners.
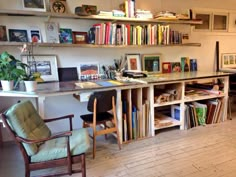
[81, 153, 86, 177]
[25, 167, 30, 177]
[93, 133, 96, 159]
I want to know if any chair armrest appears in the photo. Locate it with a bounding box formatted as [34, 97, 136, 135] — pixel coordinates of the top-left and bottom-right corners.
[15, 131, 72, 144]
[44, 114, 74, 131]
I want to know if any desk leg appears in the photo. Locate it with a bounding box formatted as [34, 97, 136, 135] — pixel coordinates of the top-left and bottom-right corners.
[116, 89, 123, 143]
[36, 97, 46, 118]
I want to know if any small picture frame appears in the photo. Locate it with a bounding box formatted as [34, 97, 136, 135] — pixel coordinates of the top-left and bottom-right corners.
[221, 53, 236, 69]
[142, 54, 161, 73]
[22, 0, 46, 12]
[126, 54, 141, 71]
[9, 29, 28, 42]
[171, 62, 181, 72]
[50, 0, 68, 13]
[162, 62, 171, 73]
[59, 28, 73, 44]
[72, 31, 88, 44]
[82, 5, 97, 15]
[21, 55, 59, 82]
[28, 27, 42, 43]
[78, 63, 99, 76]
[45, 22, 60, 43]
[0, 25, 7, 41]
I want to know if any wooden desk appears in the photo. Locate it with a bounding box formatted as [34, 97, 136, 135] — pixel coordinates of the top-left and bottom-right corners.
[0, 72, 231, 144]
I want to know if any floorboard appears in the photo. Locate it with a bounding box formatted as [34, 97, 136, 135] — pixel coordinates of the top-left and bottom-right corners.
[2, 114, 236, 177]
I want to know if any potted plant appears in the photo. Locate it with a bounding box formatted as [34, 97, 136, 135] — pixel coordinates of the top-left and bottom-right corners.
[23, 72, 44, 92]
[0, 51, 28, 91]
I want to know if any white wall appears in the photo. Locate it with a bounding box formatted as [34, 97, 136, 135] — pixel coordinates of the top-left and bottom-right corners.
[1, 0, 236, 141]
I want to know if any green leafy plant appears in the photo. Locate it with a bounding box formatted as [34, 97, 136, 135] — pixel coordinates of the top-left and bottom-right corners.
[0, 51, 28, 81]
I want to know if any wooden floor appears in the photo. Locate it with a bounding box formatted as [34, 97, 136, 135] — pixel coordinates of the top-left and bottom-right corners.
[2, 116, 236, 177]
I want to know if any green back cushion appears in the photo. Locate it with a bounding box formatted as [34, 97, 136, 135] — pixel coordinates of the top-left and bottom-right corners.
[6, 100, 51, 156]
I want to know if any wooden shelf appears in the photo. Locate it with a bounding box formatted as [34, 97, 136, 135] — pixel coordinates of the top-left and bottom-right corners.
[0, 42, 201, 48]
[0, 9, 203, 25]
[154, 116, 181, 130]
[153, 100, 182, 107]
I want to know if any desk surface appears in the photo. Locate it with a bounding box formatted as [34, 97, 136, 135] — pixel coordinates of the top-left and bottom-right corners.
[0, 71, 230, 97]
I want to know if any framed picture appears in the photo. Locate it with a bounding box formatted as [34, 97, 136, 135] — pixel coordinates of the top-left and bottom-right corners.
[82, 5, 97, 15]
[22, 0, 46, 12]
[59, 28, 73, 44]
[0, 25, 7, 41]
[78, 63, 99, 75]
[45, 22, 60, 43]
[142, 54, 161, 73]
[126, 54, 141, 71]
[50, 0, 68, 13]
[28, 27, 42, 43]
[9, 29, 28, 42]
[72, 32, 87, 44]
[171, 62, 181, 72]
[221, 53, 236, 69]
[162, 62, 171, 73]
[21, 55, 59, 82]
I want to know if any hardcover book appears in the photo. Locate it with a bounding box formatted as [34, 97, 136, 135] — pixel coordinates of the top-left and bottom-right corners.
[181, 57, 190, 72]
[190, 59, 198, 71]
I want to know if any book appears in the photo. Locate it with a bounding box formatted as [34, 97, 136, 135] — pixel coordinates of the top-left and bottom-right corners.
[45, 22, 60, 43]
[190, 59, 197, 71]
[59, 28, 73, 44]
[74, 81, 100, 88]
[181, 57, 190, 72]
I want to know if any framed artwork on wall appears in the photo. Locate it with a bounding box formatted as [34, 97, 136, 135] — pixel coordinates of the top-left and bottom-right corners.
[221, 53, 236, 69]
[126, 54, 141, 71]
[21, 55, 59, 82]
[142, 54, 161, 73]
[9, 29, 28, 42]
[22, 0, 46, 12]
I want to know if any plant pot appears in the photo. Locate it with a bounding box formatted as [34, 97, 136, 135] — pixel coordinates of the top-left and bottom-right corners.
[1, 80, 14, 91]
[24, 81, 37, 92]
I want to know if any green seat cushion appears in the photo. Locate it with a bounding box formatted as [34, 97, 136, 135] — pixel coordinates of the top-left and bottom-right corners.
[5, 100, 51, 156]
[31, 128, 90, 163]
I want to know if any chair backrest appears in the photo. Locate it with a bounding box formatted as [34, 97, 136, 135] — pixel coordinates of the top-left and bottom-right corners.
[87, 90, 116, 113]
[2, 100, 51, 156]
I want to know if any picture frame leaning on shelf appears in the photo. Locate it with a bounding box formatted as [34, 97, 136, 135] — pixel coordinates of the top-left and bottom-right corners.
[22, 0, 46, 12]
[142, 54, 162, 73]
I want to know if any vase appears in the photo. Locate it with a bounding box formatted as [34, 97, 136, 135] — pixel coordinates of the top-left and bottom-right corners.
[24, 81, 37, 92]
[1, 80, 14, 91]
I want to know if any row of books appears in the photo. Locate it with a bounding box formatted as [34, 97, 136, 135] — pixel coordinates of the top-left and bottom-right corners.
[176, 99, 224, 129]
[88, 23, 186, 45]
[122, 100, 151, 142]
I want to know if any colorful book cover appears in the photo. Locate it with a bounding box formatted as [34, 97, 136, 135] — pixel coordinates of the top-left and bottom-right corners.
[181, 57, 190, 72]
[162, 62, 171, 73]
[171, 62, 181, 72]
[59, 28, 73, 44]
[190, 59, 198, 71]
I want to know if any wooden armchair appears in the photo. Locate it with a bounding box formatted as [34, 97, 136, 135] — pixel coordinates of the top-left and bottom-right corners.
[0, 100, 90, 177]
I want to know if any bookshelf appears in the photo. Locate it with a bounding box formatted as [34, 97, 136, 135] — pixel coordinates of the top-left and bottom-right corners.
[0, 9, 202, 48]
